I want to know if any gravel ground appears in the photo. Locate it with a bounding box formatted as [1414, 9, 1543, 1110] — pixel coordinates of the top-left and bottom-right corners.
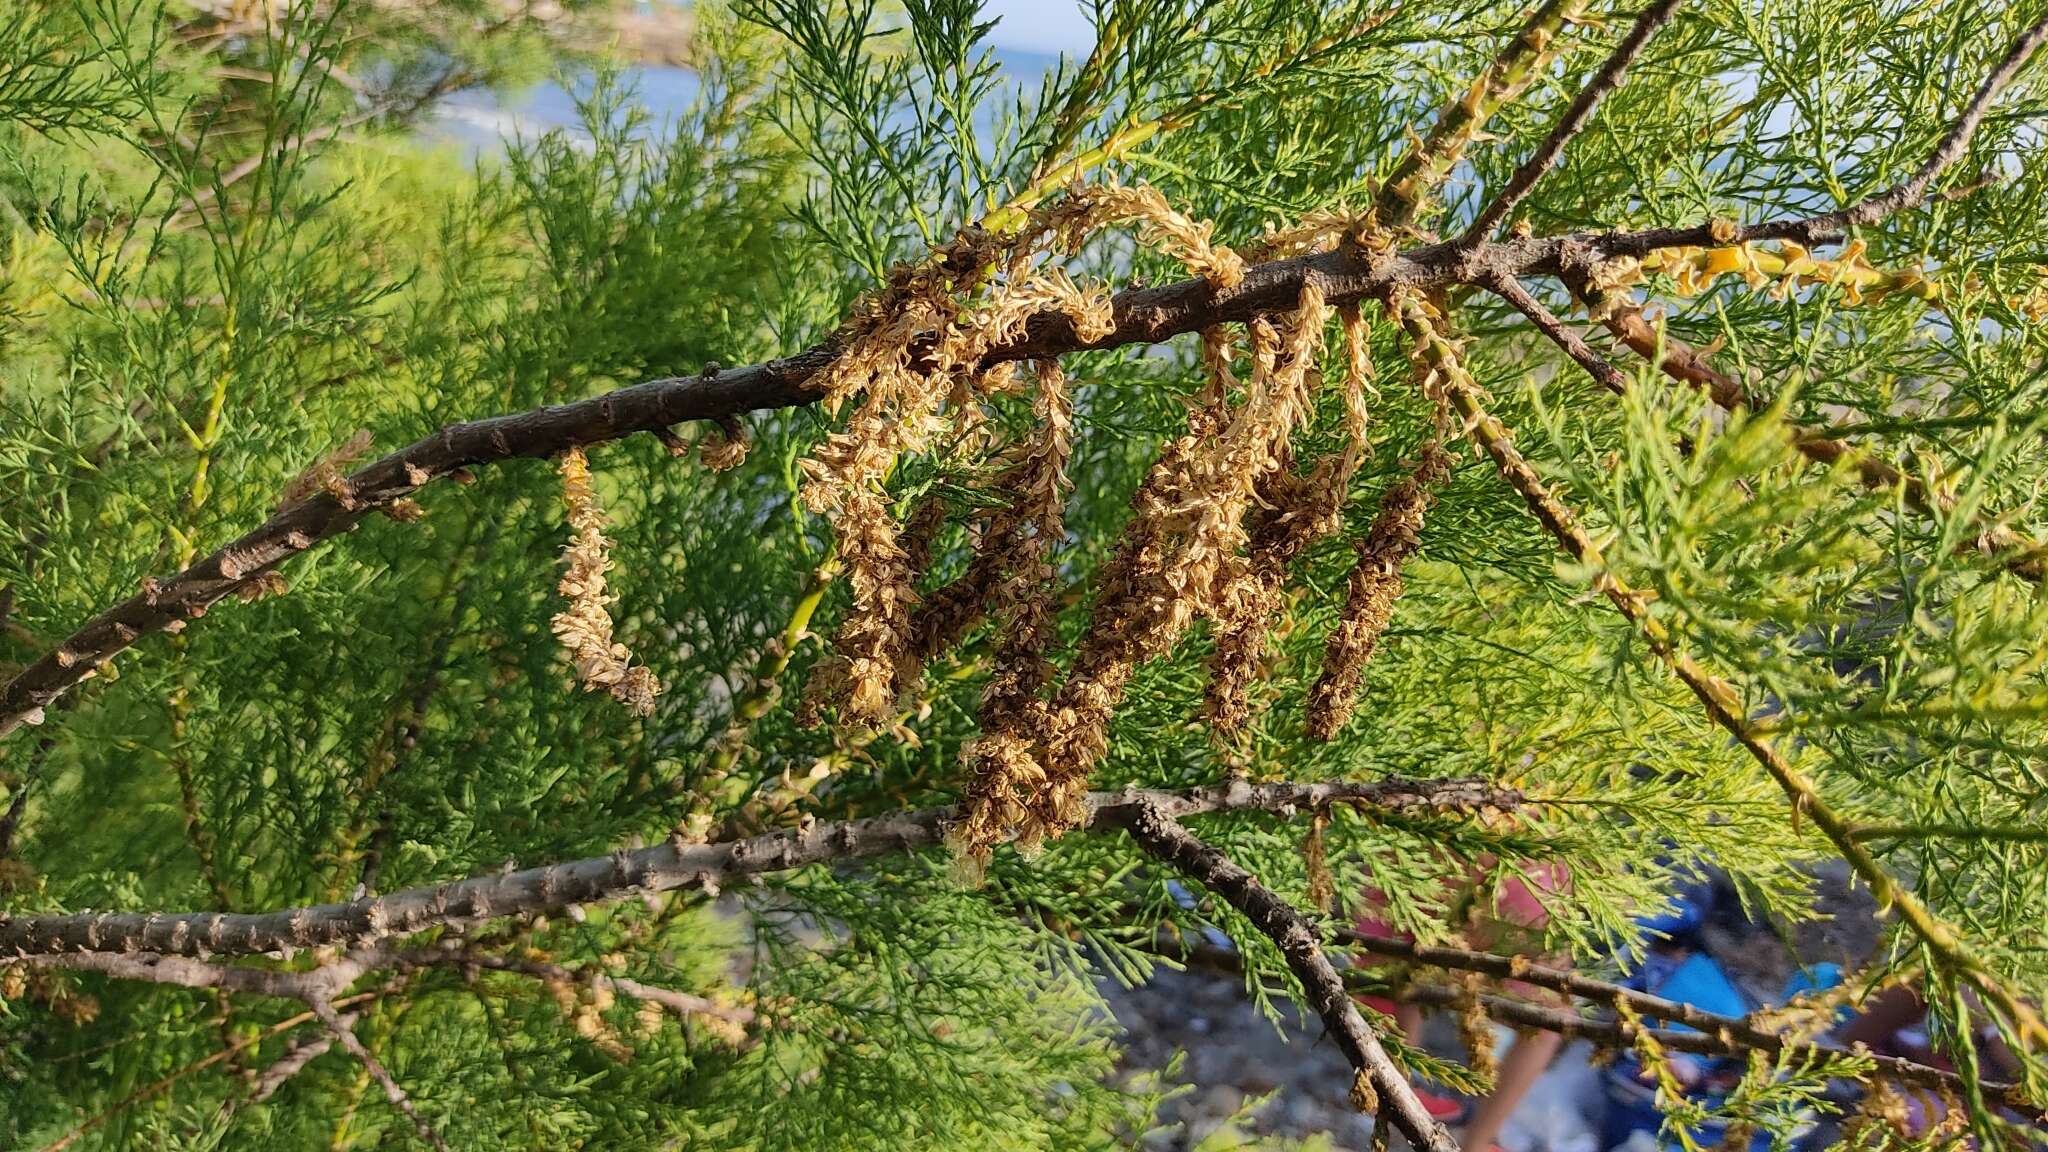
[1102, 962, 1607, 1152]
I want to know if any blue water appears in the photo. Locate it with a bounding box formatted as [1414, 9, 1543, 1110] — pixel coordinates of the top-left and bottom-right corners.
[426, 47, 1068, 157]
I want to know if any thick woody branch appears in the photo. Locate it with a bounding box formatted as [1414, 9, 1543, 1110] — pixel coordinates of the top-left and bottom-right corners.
[6, 12, 2042, 738]
[1460, 0, 1688, 247]
[1116, 800, 1461, 1152]
[0, 777, 1519, 958]
[30, 943, 760, 1029]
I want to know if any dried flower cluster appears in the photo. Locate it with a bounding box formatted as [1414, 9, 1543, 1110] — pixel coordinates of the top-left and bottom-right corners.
[788, 181, 1481, 855]
[794, 223, 1113, 725]
[1045, 180, 1245, 290]
[1639, 238, 1940, 307]
[1203, 301, 1377, 739]
[1303, 439, 1453, 742]
[550, 447, 660, 716]
[278, 428, 374, 510]
[951, 283, 1334, 855]
[797, 180, 1248, 731]
[950, 362, 1075, 853]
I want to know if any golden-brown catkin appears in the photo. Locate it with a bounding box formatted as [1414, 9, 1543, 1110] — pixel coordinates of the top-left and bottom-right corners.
[1303, 440, 1452, 742]
[1047, 179, 1245, 290]
[1202, 302, 1375, 739]
[550, 447, 660, 716]
[953, 363, 1075, 855]
[1456, 975, 1501, 1085]
[1022, 285, 1329, 842]
[799, 235, 1113, 727]
[823, 487, 917, 725]
[1303, 810, 1335, 912]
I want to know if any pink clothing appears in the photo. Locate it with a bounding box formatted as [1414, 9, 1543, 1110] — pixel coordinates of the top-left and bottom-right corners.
[1353, 859, 1572, 1002]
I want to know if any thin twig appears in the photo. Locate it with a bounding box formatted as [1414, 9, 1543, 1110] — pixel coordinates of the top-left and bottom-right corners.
[381, 947, 756, 1025]
[1376, 0, 1587, 231]
[1460, 0, 1688, 247]
[1561, 267, 2048, 582]
[1117, 799, 1460, 1152]
[247, 1014, 347, 1103]
[33, 992, 382, 1152]
[1483, 273, 1631, 394]
[1395, 291, 2048, 1054]
[1332, 931, 2035, 1110]
[310, 998, 449, 1152]
[1158, 925, 2031, 1111]
[1586, 10, 2048, 258]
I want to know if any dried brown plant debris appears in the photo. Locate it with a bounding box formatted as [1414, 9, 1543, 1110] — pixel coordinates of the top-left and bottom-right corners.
[550, 447, 659, 717]
[1045, 180, 1245, 290]
[800, 183, 1239, 729]
[698, 420, 751, 473]
[278, 428, 374, 511]
[796, 229, 1114, 726]
[951, 363, 1076, 856]
[1303, 438, 1452, 743]
[955, 285, 1332, 855]
[1202, 302, 1377, 738]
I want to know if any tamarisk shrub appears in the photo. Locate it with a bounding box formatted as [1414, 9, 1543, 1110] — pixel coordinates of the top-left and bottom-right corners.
[6, 0, 2048, 1149]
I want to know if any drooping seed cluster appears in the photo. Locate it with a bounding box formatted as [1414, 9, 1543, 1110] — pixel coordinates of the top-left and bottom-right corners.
[777, 186, 1464, 856]
[1303, 439, 1452, 743]
[793, 225, 1117, 726]
[953, 284, 1335, 855]
[791, 179, 1249, 735]
[1203, 301, 1377, 740]
[551, 447, 660, 716]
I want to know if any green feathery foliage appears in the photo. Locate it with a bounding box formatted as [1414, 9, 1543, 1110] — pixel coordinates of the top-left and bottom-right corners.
[4, 0, 2048, 1149]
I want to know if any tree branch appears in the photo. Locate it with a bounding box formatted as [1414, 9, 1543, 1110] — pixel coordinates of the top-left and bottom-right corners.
[1581, 10, 2048, 258]
[1560, 266, 2048, 583]
[1392, 982, 2038, 1117]
[1163, 925, 2033, 1113]
[1116, 799, 1461, 1152]
[310, 998, 448, 1152]
[5, 11, 2042, 739]
[1459, 0, 1688, 247]
[375, 945, 757, 1026]
[1334, 930, 2033, 1110]
[1376, 0, 1586, 232]
[1395, 292, 2048, 1054]
[0, 777, 1520, 958]
[1483, 273, 1631, 394]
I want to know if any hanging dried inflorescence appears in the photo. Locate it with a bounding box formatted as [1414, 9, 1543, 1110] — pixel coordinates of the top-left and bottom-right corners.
[950, 362, 1076, 855]
[1041, 180, 1245, 291]
[1302, 305, 1456, 743]
[795, 225, 1115, 726]
[794, 182, 1400, 855]
[551, 447, 660, 717]
[799, 179, 1243, 733]
[1203, 301, 1378, 739]
[961, 284, 1334, 854]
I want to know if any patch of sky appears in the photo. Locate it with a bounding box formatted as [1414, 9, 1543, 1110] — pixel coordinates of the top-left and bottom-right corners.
[423, 0, 1094, 156]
